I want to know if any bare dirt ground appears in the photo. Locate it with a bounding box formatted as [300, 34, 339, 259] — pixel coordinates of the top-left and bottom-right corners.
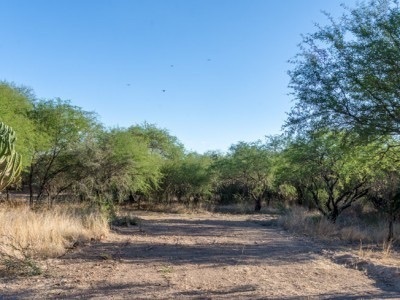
[1, 211, 400, 299]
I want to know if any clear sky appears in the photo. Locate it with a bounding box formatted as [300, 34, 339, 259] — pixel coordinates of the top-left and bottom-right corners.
[0, 0, 358, 153]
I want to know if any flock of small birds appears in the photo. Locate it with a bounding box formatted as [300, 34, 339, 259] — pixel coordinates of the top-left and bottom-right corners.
[125, 58, 212, 93]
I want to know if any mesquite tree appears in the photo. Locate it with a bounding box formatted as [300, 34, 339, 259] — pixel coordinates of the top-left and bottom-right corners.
[369, 172, 400, 243]
[27, 99, 100, 205]
[0, 82, 36, 168]
[281, 131, 377, 222]
[216, 141, 276, 211]
[287, 0, 400, 139]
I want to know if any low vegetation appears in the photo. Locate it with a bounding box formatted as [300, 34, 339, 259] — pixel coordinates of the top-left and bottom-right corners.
[0, 203, 108, 275]
[278, 205, 398, 245]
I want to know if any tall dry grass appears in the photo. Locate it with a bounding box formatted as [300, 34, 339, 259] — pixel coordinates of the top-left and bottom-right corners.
[0, 203, 109, 259]
[278, 206, 399, 245]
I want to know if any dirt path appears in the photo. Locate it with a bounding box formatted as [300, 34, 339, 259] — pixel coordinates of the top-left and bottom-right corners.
[1, 212, 399, 299]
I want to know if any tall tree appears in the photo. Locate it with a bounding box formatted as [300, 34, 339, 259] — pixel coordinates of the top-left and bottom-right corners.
[366, 142, 400, 243]
[281, 131, 379, 222]
[27, 99, 100, 205]
[105, 128, 163, 200]
[369, 171, 400, 243]
[216, 141, 275, 211]
[287, 0, 400, 138]
[0, 82, 36, 168]
[74, 126, 169, 208]
[128, 123, 185, 204]
[160, 153, 214, 206]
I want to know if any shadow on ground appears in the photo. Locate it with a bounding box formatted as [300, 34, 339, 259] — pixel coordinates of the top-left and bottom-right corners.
[64, 217, 323, 267]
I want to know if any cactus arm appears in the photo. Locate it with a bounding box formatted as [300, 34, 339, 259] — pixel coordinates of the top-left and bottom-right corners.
[0, 122, 22, 191]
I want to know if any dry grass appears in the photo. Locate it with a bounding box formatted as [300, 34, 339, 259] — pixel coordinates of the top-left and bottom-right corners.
[279, 206, 400, 277]
[0, 203, 109, 260]
[278, 206, 399, 245]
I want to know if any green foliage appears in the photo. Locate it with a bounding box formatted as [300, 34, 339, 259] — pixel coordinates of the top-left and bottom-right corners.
[368, 167, 400, 243]
[287, 0, 400, 139]
[128, 122, 185, 160]
[160, 152, 214, 205]
[27, 99, 101, 203]
[104, 128, 163, 196]
[215, 141, 276, 211]
[73, 124, 180, 206]
[30, 98, 100, 148]
[0, 82, 36, 168]
[0, 122, 22, 192]
[279, 131, 380, 222]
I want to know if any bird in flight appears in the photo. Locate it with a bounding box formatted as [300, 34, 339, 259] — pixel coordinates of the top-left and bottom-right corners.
[162, 89, 166, 92]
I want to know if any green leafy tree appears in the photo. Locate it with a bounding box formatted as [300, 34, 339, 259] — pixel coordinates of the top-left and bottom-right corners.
[287, 0, 400, 138]
[0, 82, 36, 168]
[75, 127, 166, 207]
[128, 123, 185, 205]
[106, 128, 163, 199]
[281, 131, 378, 222]
[71, 124, 184, 210]
[27, 99, 100, 205]
[128, 123, 190, 205]
[216, 141, 275, 211]
[366, 142, 400, 243]
[160, 153, 214, 206]
[368, 171, 400, 243]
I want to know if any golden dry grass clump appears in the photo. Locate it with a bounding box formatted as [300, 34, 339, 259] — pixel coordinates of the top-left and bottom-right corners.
[278, 206, 399, 245]
[0, 204, 109, 259]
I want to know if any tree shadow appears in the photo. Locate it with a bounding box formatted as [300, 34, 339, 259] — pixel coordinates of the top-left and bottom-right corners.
[2, 281, 398, 300]
[62, 240, 322, 267]
[64, 218, 323, 267]
[330, 253, 400, 294]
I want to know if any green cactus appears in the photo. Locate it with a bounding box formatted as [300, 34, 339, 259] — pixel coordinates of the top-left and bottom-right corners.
[0, 122, 22, 192]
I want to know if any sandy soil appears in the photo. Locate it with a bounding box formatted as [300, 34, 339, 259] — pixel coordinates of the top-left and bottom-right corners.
[1, 212, 399, 299]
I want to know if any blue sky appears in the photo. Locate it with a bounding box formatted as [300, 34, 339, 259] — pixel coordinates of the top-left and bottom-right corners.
[0, 0, 357, 153]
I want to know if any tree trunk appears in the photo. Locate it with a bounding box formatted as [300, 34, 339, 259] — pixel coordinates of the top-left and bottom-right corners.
[327, 206, 339, 223]
[387, 213, 395, 244]
[295, 186, 304, 206]
[29, 164, 34, 207]
[193, 194, 200, 207]
[254, 198, 262, 211]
